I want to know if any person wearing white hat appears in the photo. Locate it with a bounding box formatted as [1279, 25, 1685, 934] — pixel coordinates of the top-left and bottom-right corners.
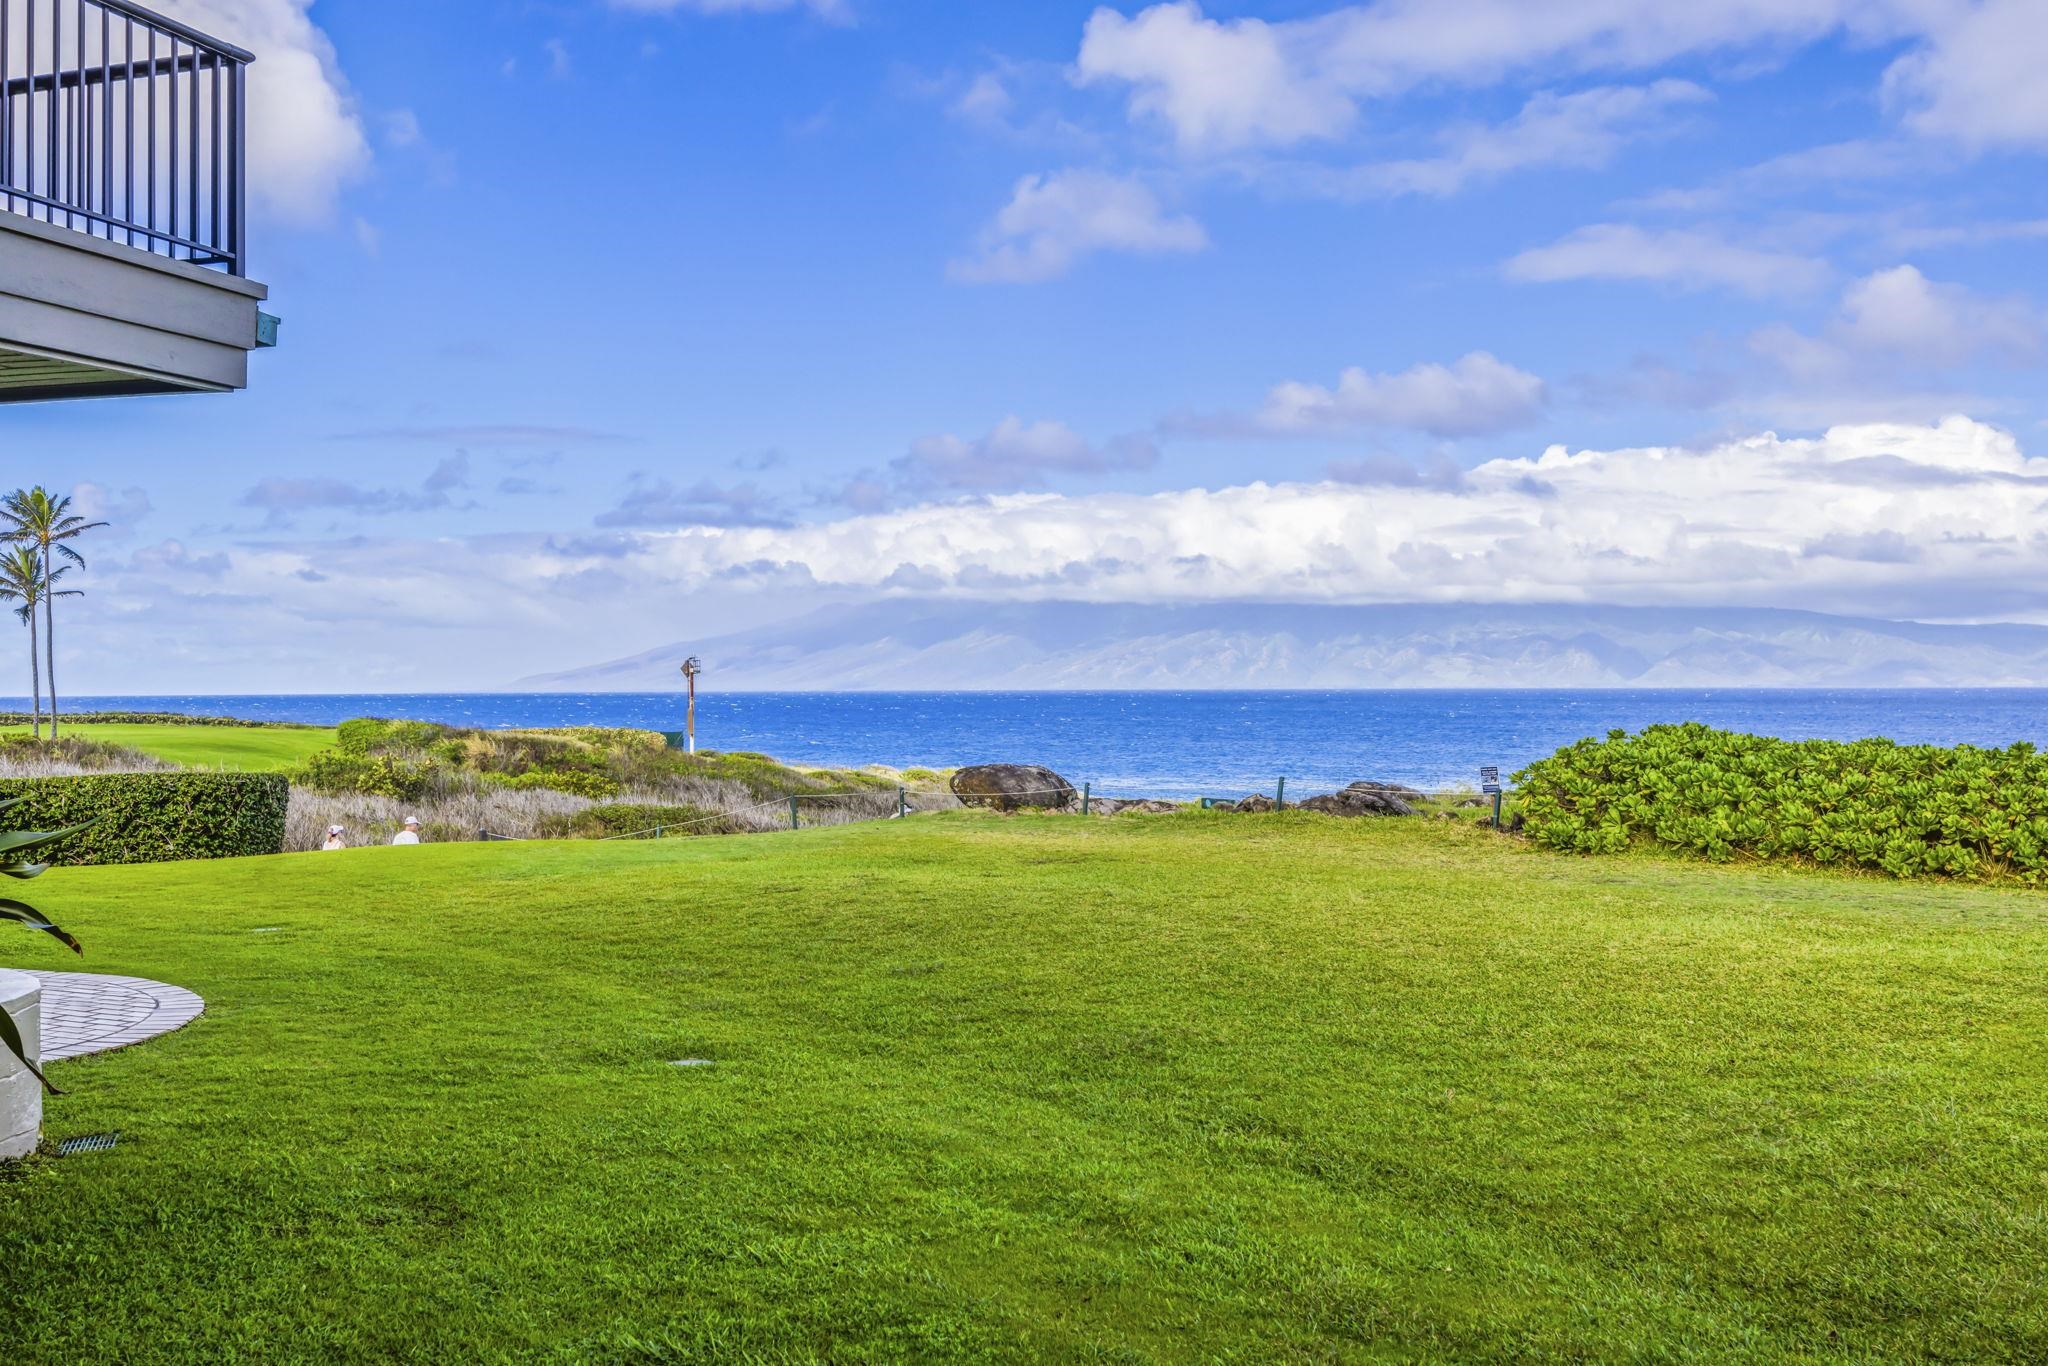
[322, 824, 347, 851]
[391, 816, 422, 846]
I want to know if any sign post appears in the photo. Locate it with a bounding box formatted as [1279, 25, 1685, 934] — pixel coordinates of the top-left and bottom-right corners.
[680, 657, 702, 755]
[1480, 766, 1502, 830]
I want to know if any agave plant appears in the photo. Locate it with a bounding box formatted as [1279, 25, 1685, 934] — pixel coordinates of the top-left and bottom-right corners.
[0, 796, 92, 1096]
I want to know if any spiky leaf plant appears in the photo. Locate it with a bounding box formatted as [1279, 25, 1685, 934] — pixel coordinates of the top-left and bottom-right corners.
[0, 796, 91, 1096]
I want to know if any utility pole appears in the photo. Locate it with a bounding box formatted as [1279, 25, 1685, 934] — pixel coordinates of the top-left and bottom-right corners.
[680, 657, 702, 755]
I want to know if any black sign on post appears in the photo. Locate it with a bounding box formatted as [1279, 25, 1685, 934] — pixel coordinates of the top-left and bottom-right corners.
[1480, 766, 1503, 830]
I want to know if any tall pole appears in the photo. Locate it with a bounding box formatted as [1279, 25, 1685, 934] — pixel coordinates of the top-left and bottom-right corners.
[681, 657, 702, 755]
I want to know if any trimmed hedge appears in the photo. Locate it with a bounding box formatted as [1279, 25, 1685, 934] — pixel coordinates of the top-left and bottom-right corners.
[0, 712, 308, 728]
[1516, 722, 2048, 882]
[0, 772, 289, 865]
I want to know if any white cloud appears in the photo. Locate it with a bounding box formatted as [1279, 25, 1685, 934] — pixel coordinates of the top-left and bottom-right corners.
[1072, 0, 1894, 155]
[950, 170, 1207, 283]
[1335, 79, 1710, 197]
[156, 0, 370, 223]
[1836, 265, 2041, 365]
[952, 74, 1014, 124]
[1072, 1, 2048, 162]
[1752, 264, 2042, 383]
[1886, 0, 2048, 149]
[1075, 2, 1356, 152]
[1505, 224, 1830, 297]
[596, 416, 2048, 618]
[1178, 352, 1547, 438]
[897, 418, 1159, 492]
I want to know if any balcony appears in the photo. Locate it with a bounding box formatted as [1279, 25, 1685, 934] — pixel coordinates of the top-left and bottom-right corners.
[0, 0, 272, 403]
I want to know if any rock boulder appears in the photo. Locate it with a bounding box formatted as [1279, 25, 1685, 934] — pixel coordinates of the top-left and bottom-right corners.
[950, 763, 1077, 811]
[1232, 793, 1275, 813]
[1296, 781, 1423, 818]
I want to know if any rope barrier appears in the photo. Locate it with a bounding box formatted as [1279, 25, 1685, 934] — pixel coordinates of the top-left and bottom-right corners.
[563, 783, 1507, 845]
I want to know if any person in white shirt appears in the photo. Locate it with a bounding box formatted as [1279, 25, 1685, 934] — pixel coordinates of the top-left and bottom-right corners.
[392, 816, 422, 846]
[321, 824, 346, 851]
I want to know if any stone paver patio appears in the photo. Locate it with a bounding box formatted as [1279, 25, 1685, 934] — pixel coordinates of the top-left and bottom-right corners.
[22, 971, 204, 1061]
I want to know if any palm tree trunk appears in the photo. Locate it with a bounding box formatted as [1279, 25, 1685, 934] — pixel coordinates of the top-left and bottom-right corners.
[41, 546, 56, 740]
[25, 606, 40, 741]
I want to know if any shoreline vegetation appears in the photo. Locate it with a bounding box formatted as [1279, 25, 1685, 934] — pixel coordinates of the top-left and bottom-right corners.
[0, 711, 2044, 884]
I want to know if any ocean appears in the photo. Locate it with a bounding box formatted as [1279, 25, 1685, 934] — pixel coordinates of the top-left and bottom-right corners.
[18, 689, 2048, 799]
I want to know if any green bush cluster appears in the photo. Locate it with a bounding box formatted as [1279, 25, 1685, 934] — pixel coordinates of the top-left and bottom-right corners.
[540, 802, 724, 839]
[677, 750, 898, 799]
[0, 772, 288, 864]
[296, 719, 940, 809]
[335, 717, 443, 754]
[306, 717, 660, 800]
[1516, 722, 2048, 881]
[297, 749, 435, 800]
[488, 769, 621, 800]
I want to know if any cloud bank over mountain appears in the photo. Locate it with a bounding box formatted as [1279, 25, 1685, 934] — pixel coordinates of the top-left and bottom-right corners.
[525, 600, 2048, 691]
[616, 416, 2047, 621]
[62, 416, 2048, 693]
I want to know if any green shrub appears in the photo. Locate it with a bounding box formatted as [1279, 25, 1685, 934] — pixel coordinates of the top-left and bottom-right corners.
[0, 772, 287, 865]
[1516, 723, 2048, 882]
[335, 717, 446, 755]
[296, 750, 435, 801]
[544, 802, 724, 839]
[0, 734, 167, 771]
[501, 769, 620, 800]
[555, 727, 667, 753]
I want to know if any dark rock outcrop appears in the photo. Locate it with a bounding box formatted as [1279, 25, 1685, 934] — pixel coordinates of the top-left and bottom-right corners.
[950, 764, 1076, 811]
[1296, 781, 1422, 818]
[1233, 793, 1275, 813]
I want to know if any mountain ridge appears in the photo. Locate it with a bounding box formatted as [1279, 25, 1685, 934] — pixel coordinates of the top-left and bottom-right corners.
[518, 601, 2048, 690]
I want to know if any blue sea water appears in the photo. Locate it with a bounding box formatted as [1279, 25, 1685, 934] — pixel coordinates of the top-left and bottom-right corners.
[17, 690, 2048, 799]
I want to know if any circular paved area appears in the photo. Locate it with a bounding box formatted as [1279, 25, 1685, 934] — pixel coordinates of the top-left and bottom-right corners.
[20, 971, 204, 1061]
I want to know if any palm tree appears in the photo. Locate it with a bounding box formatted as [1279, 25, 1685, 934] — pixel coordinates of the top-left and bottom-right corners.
[0, 547, 45, 738]
[0, 488, 106, 740]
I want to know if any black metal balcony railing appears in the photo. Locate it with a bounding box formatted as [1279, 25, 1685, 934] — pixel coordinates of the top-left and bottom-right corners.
[0, 0, 250, 275]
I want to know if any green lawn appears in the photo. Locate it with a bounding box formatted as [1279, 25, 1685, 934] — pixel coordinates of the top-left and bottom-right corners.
[3, 813, 2046, 1360]
[5, 721, 337, 771]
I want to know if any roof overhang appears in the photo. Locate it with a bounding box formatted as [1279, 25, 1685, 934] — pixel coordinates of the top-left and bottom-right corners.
[0, 211, 271, 405]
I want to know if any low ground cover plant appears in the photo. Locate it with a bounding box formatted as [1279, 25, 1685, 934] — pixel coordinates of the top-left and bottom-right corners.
[1517, 721, 2048, 880]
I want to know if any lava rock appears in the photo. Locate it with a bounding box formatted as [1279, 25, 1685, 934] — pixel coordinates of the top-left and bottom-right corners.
[1113, 799, 1182, 815]
[950, 763, 1077, 811]
[1233, 793, 1276, 813]
[1296, 781, 1421, 818]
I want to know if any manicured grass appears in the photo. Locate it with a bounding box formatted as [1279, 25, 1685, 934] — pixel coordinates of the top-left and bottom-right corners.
[2, 721, 337, 771]
[3, 814, 2046, 1360]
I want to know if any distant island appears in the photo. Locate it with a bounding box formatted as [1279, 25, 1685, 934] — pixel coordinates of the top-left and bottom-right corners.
[520, 600, 2048, 691]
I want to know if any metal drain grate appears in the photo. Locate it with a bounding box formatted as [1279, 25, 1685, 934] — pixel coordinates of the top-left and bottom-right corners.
[57, 1132, 119, 1156]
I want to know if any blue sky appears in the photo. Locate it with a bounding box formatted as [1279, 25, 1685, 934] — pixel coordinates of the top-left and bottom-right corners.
[13, 0, 2048, 691]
